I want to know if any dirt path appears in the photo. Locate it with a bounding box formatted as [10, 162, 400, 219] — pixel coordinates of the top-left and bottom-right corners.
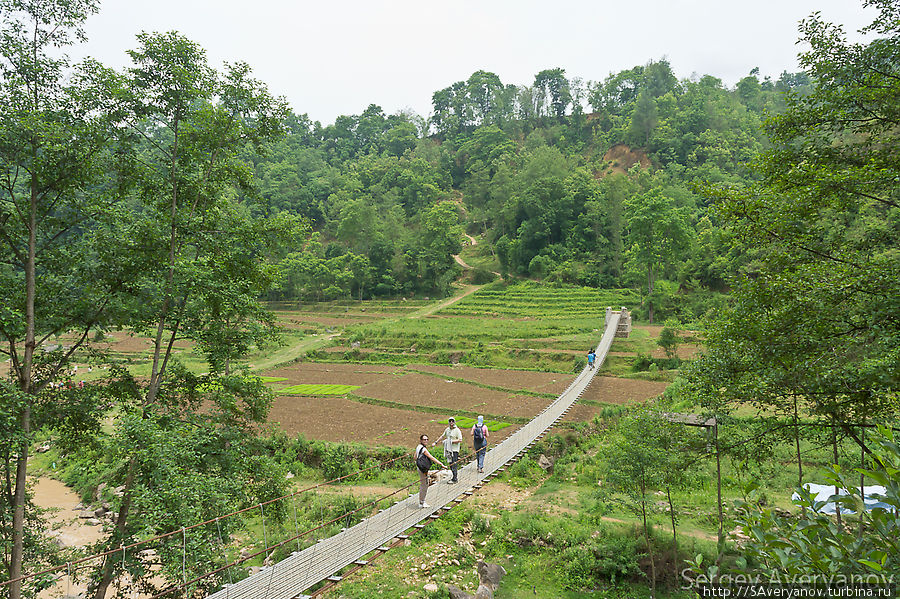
[413, 284, 480, 317]
[463, 233, 477, 246]
[251, 332, 339, 373]
[452, 253, 472, 269]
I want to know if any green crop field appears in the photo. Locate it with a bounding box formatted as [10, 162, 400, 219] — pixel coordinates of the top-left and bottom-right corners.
[276, 384, 361, 395]
[441, 281, 640, 317]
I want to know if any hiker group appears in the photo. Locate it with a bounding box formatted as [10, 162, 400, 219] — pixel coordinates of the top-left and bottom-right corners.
[414, 416, 489, 508]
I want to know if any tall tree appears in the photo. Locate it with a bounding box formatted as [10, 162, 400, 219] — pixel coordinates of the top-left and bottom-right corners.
[624, 188, 691, 323]
[0, 2, 124, 596]
[688, 0, 900, 447]
[534, 68, 571, 122]
[86, 32, 291, 599]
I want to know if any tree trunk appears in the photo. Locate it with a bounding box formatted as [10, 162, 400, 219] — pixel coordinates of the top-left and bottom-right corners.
[641, 477, 656, 599]
[647, 267, 655, 324]
[714, 423, 724, 565]
[10, 172, 40, 599]
[859, 423, 866, 538]
[9, 409, 30, 599]
[833, 423, 842, 529]
[794, 398, 805, 518]
[92, 459, 136, 599]
[666, 485, 678, 572]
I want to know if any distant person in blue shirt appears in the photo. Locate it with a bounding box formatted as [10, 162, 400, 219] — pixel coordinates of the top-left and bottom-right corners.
[587, 349, 596, 369]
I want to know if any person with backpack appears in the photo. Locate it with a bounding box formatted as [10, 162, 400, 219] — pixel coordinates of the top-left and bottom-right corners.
[587, 348, 596, 370]
[472, 415, 489, 473]
[414, 434, 445, 508]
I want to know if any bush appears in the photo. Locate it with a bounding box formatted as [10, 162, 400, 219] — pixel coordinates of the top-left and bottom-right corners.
[322, 444, 357, 480]
[470, 267, 497, 284]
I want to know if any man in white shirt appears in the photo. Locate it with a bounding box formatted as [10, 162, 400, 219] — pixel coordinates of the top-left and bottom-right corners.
[433, 417, 463, 483]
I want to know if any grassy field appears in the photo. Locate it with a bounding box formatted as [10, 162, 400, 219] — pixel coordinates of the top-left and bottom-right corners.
[33, 282, 856, 599]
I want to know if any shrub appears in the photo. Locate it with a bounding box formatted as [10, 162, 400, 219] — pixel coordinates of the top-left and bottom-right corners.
[322, 444, 356, 480]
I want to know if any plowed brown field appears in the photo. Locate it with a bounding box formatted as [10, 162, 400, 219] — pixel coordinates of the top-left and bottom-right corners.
[262, 361, 670, 445]
[266, 395, 519, 447]
[409, 364, 574, 394]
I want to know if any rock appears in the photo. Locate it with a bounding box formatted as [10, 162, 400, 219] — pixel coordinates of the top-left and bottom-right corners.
[474, 585, 494, 599]
[423, 583, 439, 592]
[78, 510, 95, 519]
[285, 472, 294, 479]
[477, 562, 506, 591]
[86, 518, 101, 526]
[448, 586, 473, 599]
[351, 341, 361, 349]
[94, 507, 108, 518]
[36, 443, 51, 453]
[95, 482, 107, 500]
[537, 454, 553, 471]
[113, 486, 125, 497]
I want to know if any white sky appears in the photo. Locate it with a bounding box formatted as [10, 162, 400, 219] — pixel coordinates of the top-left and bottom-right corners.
[71, 0, 876, 125]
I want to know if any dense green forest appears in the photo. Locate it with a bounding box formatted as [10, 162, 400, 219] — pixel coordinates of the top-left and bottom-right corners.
[253, 61, 809, 323]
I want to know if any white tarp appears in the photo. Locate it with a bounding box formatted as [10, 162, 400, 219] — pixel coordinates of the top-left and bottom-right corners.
[792, 483, 890, 514]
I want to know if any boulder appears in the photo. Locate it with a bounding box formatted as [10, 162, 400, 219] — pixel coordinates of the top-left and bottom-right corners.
[474, 585, 494, 599]
[477, 561, 506, 591]
[423, 583, 438, 593]
[538, 454, 553, 471]
[448, 586, 473, 599]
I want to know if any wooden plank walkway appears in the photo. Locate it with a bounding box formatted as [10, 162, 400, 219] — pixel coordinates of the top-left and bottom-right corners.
[207, 312, 622, 599]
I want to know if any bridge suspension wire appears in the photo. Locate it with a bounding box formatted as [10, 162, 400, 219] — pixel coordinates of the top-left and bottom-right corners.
[7, 311, 624, 598]
[202, 311, 623, 599]
[0, 452, 409, 591]
[146, 480, 421, 599]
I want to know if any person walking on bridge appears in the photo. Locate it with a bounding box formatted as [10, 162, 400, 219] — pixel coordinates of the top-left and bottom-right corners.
[434, 417, 463, 483]
[472, 415, 489, 473]
[415, 434, 445, 508]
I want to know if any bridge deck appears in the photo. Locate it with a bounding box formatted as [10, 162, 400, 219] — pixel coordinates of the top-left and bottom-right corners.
[207, 312, 622, 599]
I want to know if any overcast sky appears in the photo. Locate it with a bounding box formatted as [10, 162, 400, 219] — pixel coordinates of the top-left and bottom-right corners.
[71, 0, 876, 125]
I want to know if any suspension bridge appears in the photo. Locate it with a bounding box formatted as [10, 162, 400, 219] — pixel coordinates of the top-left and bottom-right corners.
[205, 309, 625, 599]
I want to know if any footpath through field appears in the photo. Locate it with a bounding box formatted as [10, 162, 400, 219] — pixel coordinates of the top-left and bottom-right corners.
[207, 311, 623, 599]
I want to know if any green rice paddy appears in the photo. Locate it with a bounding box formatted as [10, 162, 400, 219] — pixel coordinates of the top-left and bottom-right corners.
[277, 384, 360, 395]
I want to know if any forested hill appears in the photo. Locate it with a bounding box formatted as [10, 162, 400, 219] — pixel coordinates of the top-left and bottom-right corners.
[251, 61, 810, 322]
